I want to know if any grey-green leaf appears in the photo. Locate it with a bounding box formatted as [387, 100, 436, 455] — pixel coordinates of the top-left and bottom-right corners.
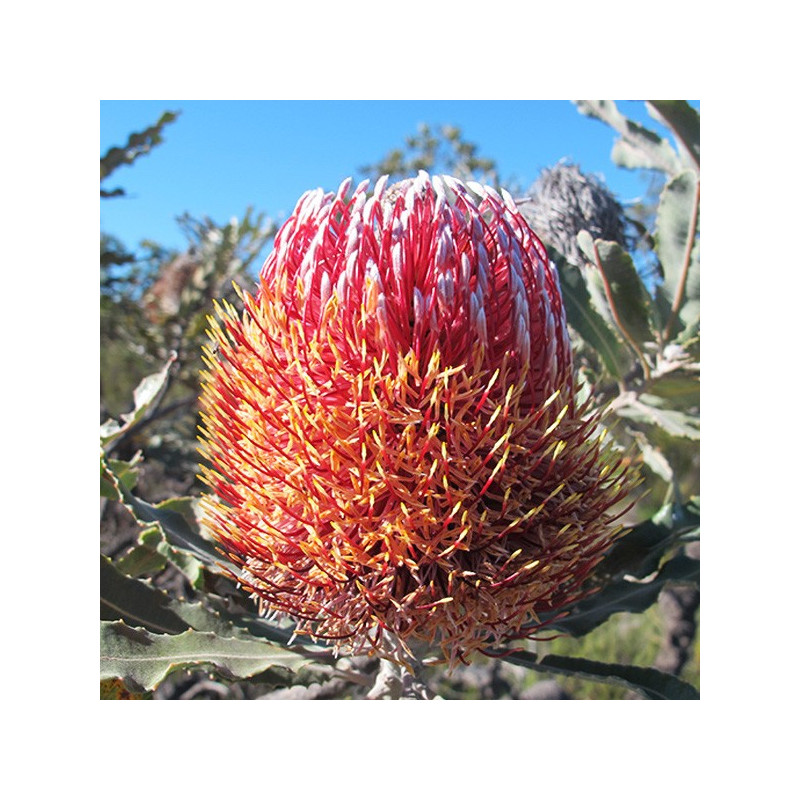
[630, 430, 674, 483]
[543, 554, 699, 638]
[554, 258, 631, 379]
[100, 453, 142, 499]
[100, 621, 313, 692]
[100, 111, 180, 183]
[497, 650, 699, 699]
[583, 236, 655, 346]
[655, 170, 700, 331]
[100, 352, 177, 450]
[597, 497, 700, 579]
[103, 458, 230, 576]
[113, 535, 169, 579]
[101, 555, 190, 634]
[614, 392, 700, 440]
[102, 553, 328, 659]
[574, 100, 680, 175]
[646, 371, 700, 409]
[647, 101, 700, 170]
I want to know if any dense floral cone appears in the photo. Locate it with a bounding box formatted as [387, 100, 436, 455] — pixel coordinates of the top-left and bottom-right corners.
[198, 172, 637, 665]
[522, 162, 629, 268]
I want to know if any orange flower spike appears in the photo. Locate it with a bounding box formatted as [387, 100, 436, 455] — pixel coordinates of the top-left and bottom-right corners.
[199, 172, 638, 665]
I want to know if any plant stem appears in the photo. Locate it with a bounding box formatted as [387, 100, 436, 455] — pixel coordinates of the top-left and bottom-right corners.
[366, 658, 403, 699]
[366, 645, 439, 699]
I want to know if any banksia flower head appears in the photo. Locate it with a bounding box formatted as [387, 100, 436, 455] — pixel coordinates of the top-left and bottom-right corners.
[199, 172, 636, 665]
[521, 161, 628, 268]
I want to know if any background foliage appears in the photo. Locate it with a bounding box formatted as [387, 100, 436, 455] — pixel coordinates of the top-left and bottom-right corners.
[100, 100, 699, 699]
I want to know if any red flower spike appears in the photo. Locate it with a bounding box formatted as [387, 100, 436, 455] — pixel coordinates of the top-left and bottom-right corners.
[198, 172, 638, 666]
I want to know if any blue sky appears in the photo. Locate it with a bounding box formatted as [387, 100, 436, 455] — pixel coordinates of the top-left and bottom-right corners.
[100, 100, 696, 259]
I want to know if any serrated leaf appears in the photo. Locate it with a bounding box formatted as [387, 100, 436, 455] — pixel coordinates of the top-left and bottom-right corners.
[100, 453, 142, 499]
[102, 553, 328, 662]
[100, 352, 177, 450]
[147, 517, 206, 588]
[114, 540, 168, 579]
[496, 649, 699, 699]
[579, 235, 655, 347]
[614, 393, 700, 440]
[129, 523, 203, 590]
[100, 111, 180, 182]
[100, 621, 314, 692]
[646, 372, 700, 409]
[542, 554, 699, 638]
[600, 497, 700, 578]
[630, 430, 674, 483]
[101, 555, 190, 634]
[103, 459, 230, 577]
[575, 100, 680, 175]
[194, 590, 340, 657]
[655, 171, 700, 330]
[555, 257, 631, 379]
[647, 101, 700, 170]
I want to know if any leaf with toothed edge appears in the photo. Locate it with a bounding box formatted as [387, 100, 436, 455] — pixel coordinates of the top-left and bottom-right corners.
[576, 231, 655, 348]
[494, 649, 699, 699]
[101, 555, 190, 635]
[113, 531, 169, 579]
[100, 553, 330, 660]
[100, 621, 316, 692]
[574, 100, 681, 175]
[597, 497, 699, 579]
[554, 257, 631, 380]
[522, 497, 699, 637]
[646, 101, 700, 170]
[613, 392, 700, 440]
[100, 452, 142, 499]
[655, 170, 700, 332]
[100, 352, 177, 450]
[102, 455, 232, 578]
[539, 553, 699, 638]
